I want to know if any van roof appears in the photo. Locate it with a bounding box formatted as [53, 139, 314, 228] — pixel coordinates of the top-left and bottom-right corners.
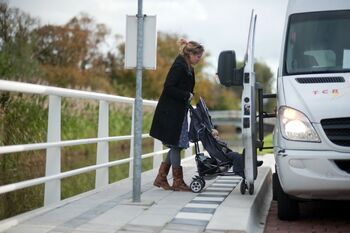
[287, 0, 350, 15]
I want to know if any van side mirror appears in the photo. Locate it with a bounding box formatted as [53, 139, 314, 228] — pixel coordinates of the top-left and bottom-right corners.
[217, 50, 243, 87]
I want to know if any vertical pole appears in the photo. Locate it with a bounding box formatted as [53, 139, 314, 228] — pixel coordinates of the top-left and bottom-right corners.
[44, 95, 61, 206]
[96, 100, 109, 188]
[133, 0, 144, 202]
[129, 103, 135, 177]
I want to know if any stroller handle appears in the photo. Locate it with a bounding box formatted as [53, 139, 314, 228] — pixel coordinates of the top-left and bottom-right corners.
[188, 103, 198, 118]
[187, 102, 214, 132]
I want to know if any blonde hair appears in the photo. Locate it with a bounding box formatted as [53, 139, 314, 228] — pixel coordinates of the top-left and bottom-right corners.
[178, 38, 204, 58]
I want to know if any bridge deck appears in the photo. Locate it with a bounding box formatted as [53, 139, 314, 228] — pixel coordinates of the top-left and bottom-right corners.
[0, 155, 274, 233]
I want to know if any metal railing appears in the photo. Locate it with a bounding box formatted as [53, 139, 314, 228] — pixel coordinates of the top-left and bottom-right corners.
[210, 110, 276, 126]
[0, 80, 198, 206]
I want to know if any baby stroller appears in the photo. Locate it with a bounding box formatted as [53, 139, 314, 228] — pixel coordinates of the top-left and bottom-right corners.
[188, 97, 244, 193]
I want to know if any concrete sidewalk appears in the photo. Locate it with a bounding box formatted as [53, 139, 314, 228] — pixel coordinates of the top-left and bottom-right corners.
[0, 155, 274, 233]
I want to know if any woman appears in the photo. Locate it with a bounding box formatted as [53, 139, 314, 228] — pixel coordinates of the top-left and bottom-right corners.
[150, 39, 204, 191]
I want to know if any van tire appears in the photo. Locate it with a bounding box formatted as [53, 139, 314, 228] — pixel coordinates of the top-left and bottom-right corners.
[275, 172, 299, 220]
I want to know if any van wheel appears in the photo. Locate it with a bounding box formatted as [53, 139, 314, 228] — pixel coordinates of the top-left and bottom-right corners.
[272, 173, 277, 201]
[275, 173, 299, 220]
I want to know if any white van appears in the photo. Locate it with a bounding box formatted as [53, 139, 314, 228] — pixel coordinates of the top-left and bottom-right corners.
[273, 0, 350, 220]
[217, 0, 350, 221]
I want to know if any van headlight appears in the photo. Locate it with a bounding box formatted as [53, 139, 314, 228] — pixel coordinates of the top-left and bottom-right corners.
[278, 106, 320, 142]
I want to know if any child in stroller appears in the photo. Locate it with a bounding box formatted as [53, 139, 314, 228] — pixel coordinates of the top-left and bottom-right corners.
[188, 97, 262, 193]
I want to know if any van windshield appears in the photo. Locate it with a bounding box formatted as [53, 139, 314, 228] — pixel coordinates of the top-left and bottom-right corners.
[285, 10, 350, 75]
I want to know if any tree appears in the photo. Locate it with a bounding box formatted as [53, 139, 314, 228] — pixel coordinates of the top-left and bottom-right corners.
[255, 61, 274, 95]
[34, 13, 112, 91]
[0, 1, 40, 81]
[0, 2, 275, 110]
[254, 61, 275, 112]
[35, 13, 109, 69]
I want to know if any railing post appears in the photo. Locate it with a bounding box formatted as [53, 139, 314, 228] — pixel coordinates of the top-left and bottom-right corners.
[153, 139, 162, 169]
[96, 100, 109, 189]
[129, 103, 135, 177]
[44, 95, 61, 206]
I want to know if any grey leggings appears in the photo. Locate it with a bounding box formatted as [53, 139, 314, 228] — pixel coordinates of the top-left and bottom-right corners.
[165, 147, 182, 168]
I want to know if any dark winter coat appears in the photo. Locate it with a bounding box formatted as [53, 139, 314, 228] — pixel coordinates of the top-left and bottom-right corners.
[150, 55, 195, 145]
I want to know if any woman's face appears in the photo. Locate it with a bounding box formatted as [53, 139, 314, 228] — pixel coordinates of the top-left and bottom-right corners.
[188, 52, 203, 65]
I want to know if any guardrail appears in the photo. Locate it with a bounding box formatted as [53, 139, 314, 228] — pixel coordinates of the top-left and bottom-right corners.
[210, 110, 275, 129]
[0, 80, 199, 206]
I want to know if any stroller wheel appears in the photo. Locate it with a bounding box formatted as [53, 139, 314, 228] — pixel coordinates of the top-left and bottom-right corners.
[190, 179, 203, 193]
[240, 179, 247, 195]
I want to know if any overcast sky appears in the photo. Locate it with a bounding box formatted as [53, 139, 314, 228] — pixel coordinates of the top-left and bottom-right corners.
[9, 0, 288, 77]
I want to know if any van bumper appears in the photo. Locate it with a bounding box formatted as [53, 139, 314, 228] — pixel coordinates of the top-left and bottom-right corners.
[275, 149, 350, 200]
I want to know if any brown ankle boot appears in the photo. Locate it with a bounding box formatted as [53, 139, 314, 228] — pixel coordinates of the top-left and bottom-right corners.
[172, 166, 190, 191]
[153, 162, 173, 190]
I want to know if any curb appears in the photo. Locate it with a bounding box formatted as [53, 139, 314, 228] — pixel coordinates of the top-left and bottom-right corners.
[206, 166, 273, 233]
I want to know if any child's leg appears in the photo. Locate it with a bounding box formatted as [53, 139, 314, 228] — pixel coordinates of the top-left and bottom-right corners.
[226, 151, 244, 176]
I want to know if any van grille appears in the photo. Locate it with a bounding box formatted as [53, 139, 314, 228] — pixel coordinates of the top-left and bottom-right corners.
[296, 77, 345, 83]
[321, 117, 350, 147]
